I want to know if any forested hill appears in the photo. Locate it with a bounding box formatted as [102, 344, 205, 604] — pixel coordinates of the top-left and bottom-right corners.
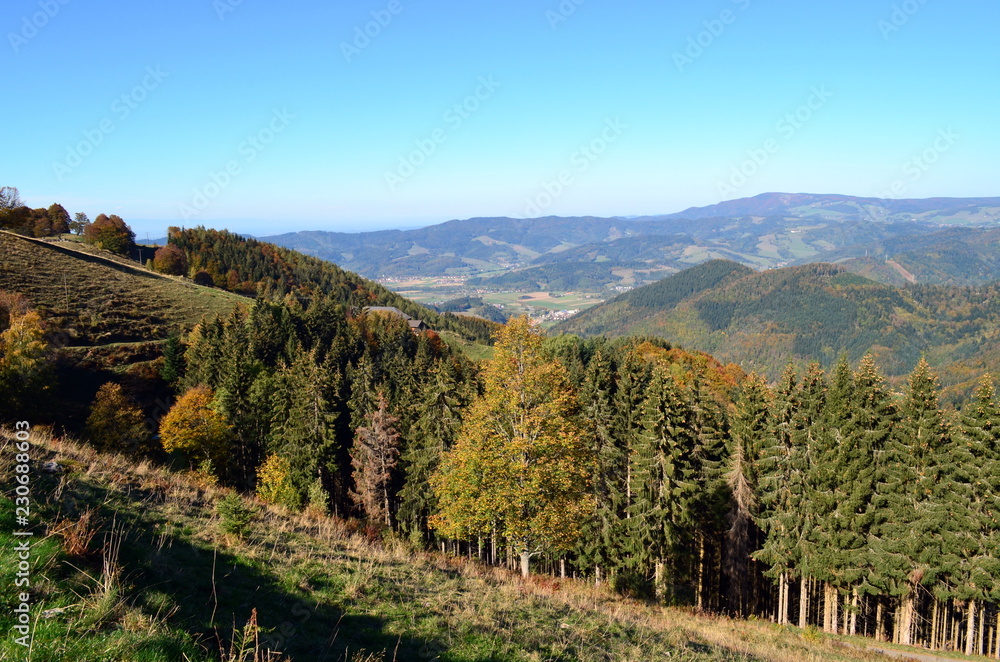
[168, 227, 498, 343]
[550, 260, 753, 337]
[799, 225, 1000, 286]
[555, 260, 1000, 399]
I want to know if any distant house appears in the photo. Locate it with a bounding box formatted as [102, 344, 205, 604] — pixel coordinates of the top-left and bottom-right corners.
[364, 306, 427, 333]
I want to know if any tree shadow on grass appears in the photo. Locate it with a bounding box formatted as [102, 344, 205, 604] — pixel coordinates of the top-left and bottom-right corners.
[47, 479, 455, 662]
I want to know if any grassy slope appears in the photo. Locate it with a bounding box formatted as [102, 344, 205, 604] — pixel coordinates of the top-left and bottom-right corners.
[0, 428, 901, 662]
[0, 232, 243, 348]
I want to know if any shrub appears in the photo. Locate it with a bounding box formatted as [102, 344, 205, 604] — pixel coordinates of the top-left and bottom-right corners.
[256, 454, 301, 511]
[217, 493, 255, 538]
[193, 270, 215, 287]
[305, 476, 329, 517]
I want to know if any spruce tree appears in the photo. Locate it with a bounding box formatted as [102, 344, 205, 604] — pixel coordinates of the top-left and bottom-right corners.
[269, 347, 341, 501]
[397, 358, 476, 541]
[574, 348, 627, 580]
[726, 373, 770, 616]
[627, 368, 699, 602]
[870, 359, 945, 645]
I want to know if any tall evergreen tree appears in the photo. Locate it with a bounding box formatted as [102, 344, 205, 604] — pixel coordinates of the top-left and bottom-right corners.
[575, 348, 627, 579]
[269, 347, 341, 501]
[726, 373, 770, 616]
[397, 359, 476, 540]
[870, 359, 947, 645]
[627, 368, 699, 602]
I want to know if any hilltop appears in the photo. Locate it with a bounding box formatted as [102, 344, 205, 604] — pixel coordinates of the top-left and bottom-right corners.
[555, 259, 1000, 398]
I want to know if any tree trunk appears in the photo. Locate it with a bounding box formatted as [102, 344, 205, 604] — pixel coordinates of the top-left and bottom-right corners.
[560, 558, 566, 579]
[823, 583, 832, 633]
[595, 565, 601, 586]
[931, 598, 939, 650]
[900, 593, 914, 646]
[799, 576, 809, 628]
[875, 599, 884, 642]
[654, 561, 665, 602]
[778, 572, 789, 625]
[993, 609, 1000, 660]
[967, 599, 977, 656]
[850, 588, 858, 636]
[830, 585, 839, 634]
[696, 535, 705, 611]
[520, 551, 530, 578]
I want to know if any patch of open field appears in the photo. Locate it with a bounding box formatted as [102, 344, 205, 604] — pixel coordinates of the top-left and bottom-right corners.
[0, 231, 243, 347]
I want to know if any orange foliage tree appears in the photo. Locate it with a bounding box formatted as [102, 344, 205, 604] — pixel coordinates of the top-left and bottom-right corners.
[159, 385, 231, 470]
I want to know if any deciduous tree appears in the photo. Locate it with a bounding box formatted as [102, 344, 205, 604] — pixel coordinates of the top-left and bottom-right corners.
[431, 316, 594, 577]
[85, 382, 149, 454]
[159, 385, 231, 470]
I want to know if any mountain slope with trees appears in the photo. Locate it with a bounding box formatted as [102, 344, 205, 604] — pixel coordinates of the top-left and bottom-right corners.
[556, 260, 1000, 398]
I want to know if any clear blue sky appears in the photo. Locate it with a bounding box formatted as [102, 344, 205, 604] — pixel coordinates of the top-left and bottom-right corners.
[3, 0, 998, 237]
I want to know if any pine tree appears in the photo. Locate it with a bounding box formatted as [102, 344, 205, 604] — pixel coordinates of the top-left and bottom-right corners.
[870, 359, 946, 645]
[397, 359, 475, 540]
[754, 364, 813, 625]
[961, 377, 1000, 616]
[574, 348, 627, 580]
[726, 373, 770, 616]
[269, 347, 341, 499]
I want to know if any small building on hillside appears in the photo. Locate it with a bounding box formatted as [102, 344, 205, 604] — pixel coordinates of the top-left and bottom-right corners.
[364, 306, 427, 333]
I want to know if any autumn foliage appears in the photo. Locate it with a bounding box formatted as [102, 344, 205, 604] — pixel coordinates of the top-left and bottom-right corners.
[152, 244, 188, 276]
[431, 316, 595, 576]
[159, 385, 231, 469]
[85, 382, 149, 454]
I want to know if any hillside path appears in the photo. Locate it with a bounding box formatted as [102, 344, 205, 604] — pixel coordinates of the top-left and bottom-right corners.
[863, 643, 972, 662]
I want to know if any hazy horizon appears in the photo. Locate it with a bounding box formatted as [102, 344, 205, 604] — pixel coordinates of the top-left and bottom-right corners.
[6, 0, 999, 238]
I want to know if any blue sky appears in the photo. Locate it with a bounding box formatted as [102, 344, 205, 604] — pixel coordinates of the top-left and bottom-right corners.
[3, 0, 998, 237]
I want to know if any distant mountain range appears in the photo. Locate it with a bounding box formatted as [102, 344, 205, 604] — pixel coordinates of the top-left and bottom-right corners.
[553, 259, 1000, 400]
[263, 193, 1000, 289]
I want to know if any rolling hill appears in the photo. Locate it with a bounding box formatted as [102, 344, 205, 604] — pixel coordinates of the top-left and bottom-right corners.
[0, 231, 243, 352]
[555, 259, 1000, 399]
[264, 193, 1000, 289]
[804, 225, 1000, 286]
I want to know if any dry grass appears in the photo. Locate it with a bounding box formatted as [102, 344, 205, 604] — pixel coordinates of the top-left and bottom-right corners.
[0, 231, 242, 350]
[2, 427, 904, 662]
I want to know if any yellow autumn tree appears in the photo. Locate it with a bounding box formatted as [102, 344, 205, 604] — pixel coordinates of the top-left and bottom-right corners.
[159, 385, 231, 470]
[256, 454, 301, 511]
[0, 293, 49, 413]
[86, 382, 150, 454]
[430, 316, 595, 577]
